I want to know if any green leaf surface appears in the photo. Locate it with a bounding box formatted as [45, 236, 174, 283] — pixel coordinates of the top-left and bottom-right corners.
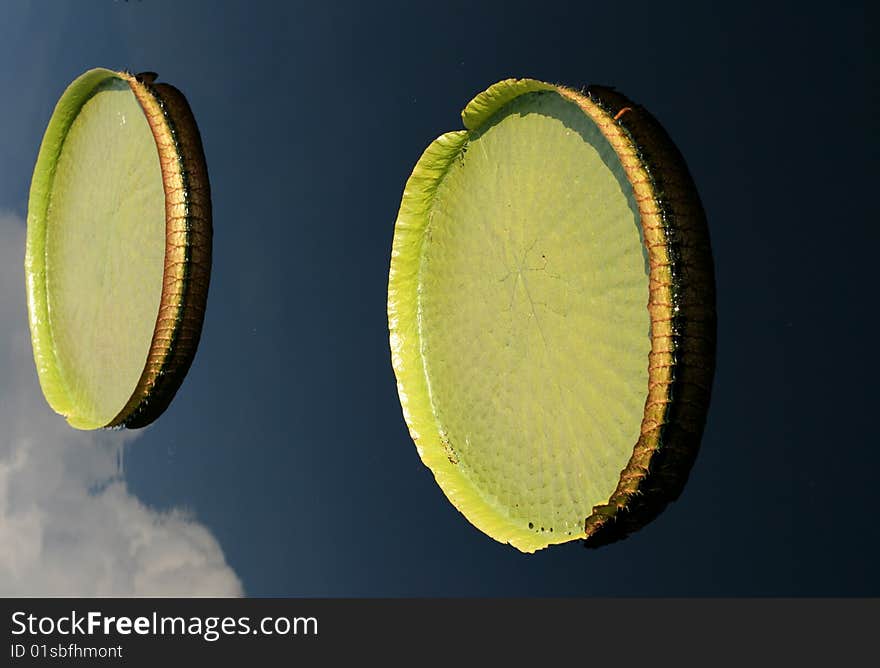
[26, 69, 165, 429]
[390, 80, 652, 551]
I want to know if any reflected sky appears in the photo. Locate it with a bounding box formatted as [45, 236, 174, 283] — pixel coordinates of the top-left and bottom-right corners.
[0, 215, 240, 595]
[0, 1, 876, 596]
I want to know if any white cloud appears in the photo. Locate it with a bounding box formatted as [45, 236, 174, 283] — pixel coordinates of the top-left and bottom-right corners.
[0, 212, 242, 596]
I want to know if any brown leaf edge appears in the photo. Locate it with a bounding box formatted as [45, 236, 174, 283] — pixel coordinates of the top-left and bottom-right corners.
[558, 85, 717, 547]
[107, 72, 213, 429]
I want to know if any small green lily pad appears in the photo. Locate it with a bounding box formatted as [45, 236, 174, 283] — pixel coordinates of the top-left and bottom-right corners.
[26, 68, 212, 430]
